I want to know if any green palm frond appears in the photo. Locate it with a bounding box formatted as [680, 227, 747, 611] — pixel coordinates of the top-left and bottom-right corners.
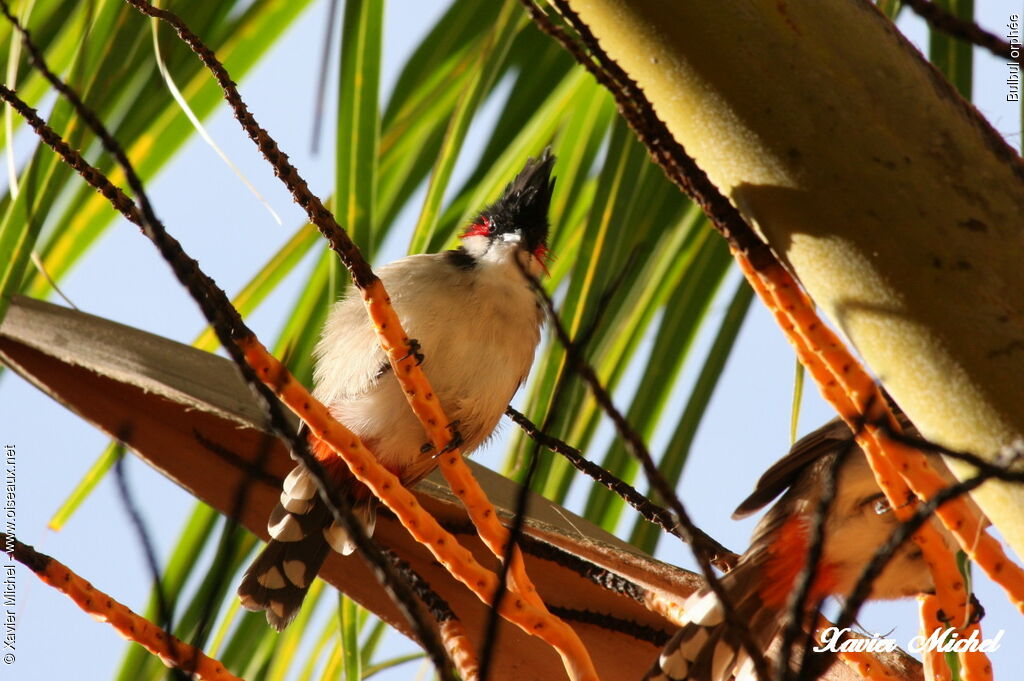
[6, 0, 1013, 678]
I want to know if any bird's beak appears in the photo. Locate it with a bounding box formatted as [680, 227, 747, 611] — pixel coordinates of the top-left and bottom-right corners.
[502, 230, 523, 245]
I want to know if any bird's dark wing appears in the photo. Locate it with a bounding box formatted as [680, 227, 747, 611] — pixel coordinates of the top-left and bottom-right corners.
[732, 417, 853, 519]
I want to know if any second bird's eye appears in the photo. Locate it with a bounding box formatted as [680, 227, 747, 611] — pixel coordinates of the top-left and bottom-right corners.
[859, 492, 891, 515]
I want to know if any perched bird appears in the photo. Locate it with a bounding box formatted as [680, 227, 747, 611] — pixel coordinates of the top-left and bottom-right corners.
[238, 150, 555, 630]
[646, 417, 962, 681]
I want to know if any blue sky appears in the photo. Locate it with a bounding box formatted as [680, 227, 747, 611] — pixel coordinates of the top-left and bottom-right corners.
[2, 1, 1021, 680]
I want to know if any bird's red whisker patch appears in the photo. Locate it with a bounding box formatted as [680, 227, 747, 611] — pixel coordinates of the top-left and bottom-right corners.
[759, 514, 839, 608]
[460, 217, 490, 238]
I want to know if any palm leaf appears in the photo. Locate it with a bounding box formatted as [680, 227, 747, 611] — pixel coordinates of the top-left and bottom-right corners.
[8, 0, 1006, 678]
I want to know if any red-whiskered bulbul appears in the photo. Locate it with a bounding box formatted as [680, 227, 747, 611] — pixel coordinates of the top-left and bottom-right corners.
[646, 417, 966, 681]
[238, 150, 555, 630]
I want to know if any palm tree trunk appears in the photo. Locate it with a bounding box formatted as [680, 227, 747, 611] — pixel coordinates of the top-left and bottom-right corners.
[566, 0, 1024, 557]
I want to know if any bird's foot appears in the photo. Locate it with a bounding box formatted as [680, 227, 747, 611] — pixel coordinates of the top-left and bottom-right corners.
[420, 422, 464, 458]
[968, 593, 986, 625]
[437, 421, 464, 457]
[400, 338, 425, 365]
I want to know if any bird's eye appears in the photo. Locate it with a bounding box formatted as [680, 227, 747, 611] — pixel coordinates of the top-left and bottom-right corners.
[860, 493, 891, 515]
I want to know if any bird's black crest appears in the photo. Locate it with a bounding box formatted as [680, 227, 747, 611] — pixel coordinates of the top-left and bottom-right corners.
[479, 147, 555, 252]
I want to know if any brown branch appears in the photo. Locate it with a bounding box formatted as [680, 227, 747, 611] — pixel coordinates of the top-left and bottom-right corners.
[123, 0, 375, 286]
[526, 0, 776, 270]
[386, 553, 480, 681]
[505, 406, 738, 571]
[0, 85, 138, 222]
[112, 453, 185, 679]
[516, 254, 770, 681]
[775, 430, 857, 681]
[904, 0, 1022, 64]
[884, 428, 1024, 484]
[801, 457, 1019, 679]
[444, 518, 679, 603]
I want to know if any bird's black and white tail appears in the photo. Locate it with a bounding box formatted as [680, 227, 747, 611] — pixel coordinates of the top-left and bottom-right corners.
[237, 465, 375, 630]
[645, 565, 778, 681]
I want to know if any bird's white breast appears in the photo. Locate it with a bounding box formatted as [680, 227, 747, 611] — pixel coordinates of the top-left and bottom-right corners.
[311, 251, 543, 477]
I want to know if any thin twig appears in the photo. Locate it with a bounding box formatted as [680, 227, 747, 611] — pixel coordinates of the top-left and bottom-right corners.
[800, 457, 1018, 680]
[528, 0, 775, 270]
[573, 245, 642, 351]
[385, 552, 457, 625]
[904, 0, 1022, 64]
[478, 435, 541, 681]
[30, 251, 79, 309]
[191, 431, 279, 656]
[481, 306, 580, 681]
[774, 421, 861, 681]
[386, 550, 481, 681]
[443, 518, 700, 623]
[519, 256, 769, 680]
[884, 429, 1024, 485]
[112, 453, 188, 680]
[505, 406, 738, 571]
[483, 245, 649, 677]
[0, 84, 138, 221]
